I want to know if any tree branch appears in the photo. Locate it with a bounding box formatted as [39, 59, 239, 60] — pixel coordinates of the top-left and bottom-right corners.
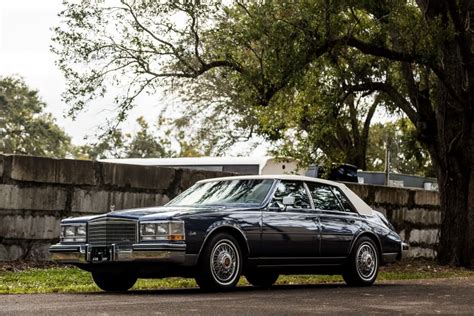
[343, 36, 421, 63]
[345, 94, 361, 148]
[346, 81, 418, 124]
[341, 36, 465, 105]
[362, 95, 380, 147]
[186, 6, 205, 66]
[120, 0, 196, 73]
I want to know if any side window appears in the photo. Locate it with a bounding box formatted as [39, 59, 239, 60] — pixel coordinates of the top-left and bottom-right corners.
[306, 183, 342, 211]
[332, 187, 354, 212]
[271, 181, 311, 209]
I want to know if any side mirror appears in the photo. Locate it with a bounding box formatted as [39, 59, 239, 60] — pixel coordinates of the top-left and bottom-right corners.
[282, 196, 295, 207]
[269, 196, 296, 212]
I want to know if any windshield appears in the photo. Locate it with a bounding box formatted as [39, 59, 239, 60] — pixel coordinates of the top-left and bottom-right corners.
[167, 179, 274, 206]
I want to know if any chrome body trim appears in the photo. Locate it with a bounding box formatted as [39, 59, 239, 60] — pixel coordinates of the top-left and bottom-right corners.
[49, 243, 186, 264]
[87, 217, 138, 246]
[50, 244, 87, 263]
[401, 242, 410, 260]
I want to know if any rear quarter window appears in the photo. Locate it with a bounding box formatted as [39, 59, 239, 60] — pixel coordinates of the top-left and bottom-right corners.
[306, 182, 342, 211]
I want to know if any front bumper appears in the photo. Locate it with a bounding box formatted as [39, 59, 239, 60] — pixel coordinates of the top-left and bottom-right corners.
[49, 243, 186, 264]
[400, 241, 410, 259]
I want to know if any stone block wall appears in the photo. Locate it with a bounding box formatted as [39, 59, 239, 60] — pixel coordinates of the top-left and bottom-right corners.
[346, 183, 440, 258]
[0, 155, 231, 261]
[0, 154, 442, 261]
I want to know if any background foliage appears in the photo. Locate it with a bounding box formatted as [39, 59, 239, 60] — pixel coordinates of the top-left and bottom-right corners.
[0, 76, 72, 158]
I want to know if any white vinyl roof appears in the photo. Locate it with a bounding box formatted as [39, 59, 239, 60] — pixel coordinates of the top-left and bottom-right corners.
[197, 175, 374, 216]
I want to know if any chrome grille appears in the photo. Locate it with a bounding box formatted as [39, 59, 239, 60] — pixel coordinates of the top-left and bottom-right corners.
[88, 218, 137, 246]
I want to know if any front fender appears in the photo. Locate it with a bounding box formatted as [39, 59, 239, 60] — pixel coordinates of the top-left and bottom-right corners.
[197, 220, 250, 259]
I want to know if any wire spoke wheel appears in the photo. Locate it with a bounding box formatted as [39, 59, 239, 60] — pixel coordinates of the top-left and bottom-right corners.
[210, 240, 239, 285]
[343, 237, 379, 286]
[196, 233, 242, 291]
[356, 243, 377, 280]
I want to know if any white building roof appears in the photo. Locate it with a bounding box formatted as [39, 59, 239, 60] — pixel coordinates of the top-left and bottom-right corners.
[101, 156, 300, 175]
[101, 156, 274, 166]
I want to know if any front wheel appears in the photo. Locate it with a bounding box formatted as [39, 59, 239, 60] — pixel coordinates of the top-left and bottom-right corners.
[195, 233, 242, 291]
[92, 272, 137, 292]
[343, 237, 379, 287]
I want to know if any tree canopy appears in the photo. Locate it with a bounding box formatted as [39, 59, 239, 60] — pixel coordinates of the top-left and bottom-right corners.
[0, 76, 72, 158]
[367, 118, 434, 177]
[74, 116, 219, 160]
[53, 1, 474, 266]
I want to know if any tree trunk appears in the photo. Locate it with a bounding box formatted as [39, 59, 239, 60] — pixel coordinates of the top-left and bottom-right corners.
[413, 0, 474, 268]
[469, 152, 474, 266]
[431, 39, 473, 267]
[351, 144, 367, 170]
[436, 149, 472, 266]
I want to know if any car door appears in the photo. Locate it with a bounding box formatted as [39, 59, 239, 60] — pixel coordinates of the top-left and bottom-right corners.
[306, 182, 361, 258]
[261, 180, 320, 259]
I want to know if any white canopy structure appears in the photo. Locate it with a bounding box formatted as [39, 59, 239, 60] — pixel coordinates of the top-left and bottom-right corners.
[101, 156, 304, 175]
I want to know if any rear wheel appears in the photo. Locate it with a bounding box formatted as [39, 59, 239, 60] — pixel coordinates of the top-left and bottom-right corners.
[195, 233, 242, 291]
[92, 272, 137, 292]
[246, 270, 279, 288]
[343, 237, 379, 287]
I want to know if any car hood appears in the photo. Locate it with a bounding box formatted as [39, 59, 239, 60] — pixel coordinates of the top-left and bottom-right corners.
[61, 205, 243, 223]
[109, 205, 226, 220]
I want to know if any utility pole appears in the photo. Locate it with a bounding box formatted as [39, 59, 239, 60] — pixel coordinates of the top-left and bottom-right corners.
[384, 136, 391, 186]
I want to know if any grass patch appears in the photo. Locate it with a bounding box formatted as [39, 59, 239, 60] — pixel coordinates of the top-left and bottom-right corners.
[0, 260, 472, 295]
[377, 260, 474, 280]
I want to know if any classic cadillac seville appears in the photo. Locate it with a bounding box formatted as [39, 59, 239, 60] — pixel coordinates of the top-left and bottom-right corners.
[50, 175, 409, 291]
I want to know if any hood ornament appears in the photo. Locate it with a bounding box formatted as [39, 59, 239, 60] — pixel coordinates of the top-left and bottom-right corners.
[110, 204, 116, 212]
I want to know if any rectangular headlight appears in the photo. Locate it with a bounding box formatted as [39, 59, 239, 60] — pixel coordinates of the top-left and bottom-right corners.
[140, 221, 185, 241]
[60, 223, 87, 243]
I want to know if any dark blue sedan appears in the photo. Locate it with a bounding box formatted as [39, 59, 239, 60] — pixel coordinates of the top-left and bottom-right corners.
[50, 175, 408, 291]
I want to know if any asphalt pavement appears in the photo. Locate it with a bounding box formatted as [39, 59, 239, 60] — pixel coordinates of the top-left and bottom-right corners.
[0, 277, 473, 315]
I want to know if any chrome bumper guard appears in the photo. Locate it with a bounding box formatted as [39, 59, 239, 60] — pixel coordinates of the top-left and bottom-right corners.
[401, 242, 410, 259]
[49, 243, 186, 264]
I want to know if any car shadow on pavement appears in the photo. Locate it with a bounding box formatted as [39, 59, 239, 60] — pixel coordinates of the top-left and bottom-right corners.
[83, 282, 402, 296]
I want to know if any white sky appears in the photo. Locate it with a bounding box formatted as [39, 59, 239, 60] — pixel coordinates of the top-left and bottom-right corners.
[0, 0, 175, 145]
[0, 0, 268, 156]
[1, 1, 395, 158]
